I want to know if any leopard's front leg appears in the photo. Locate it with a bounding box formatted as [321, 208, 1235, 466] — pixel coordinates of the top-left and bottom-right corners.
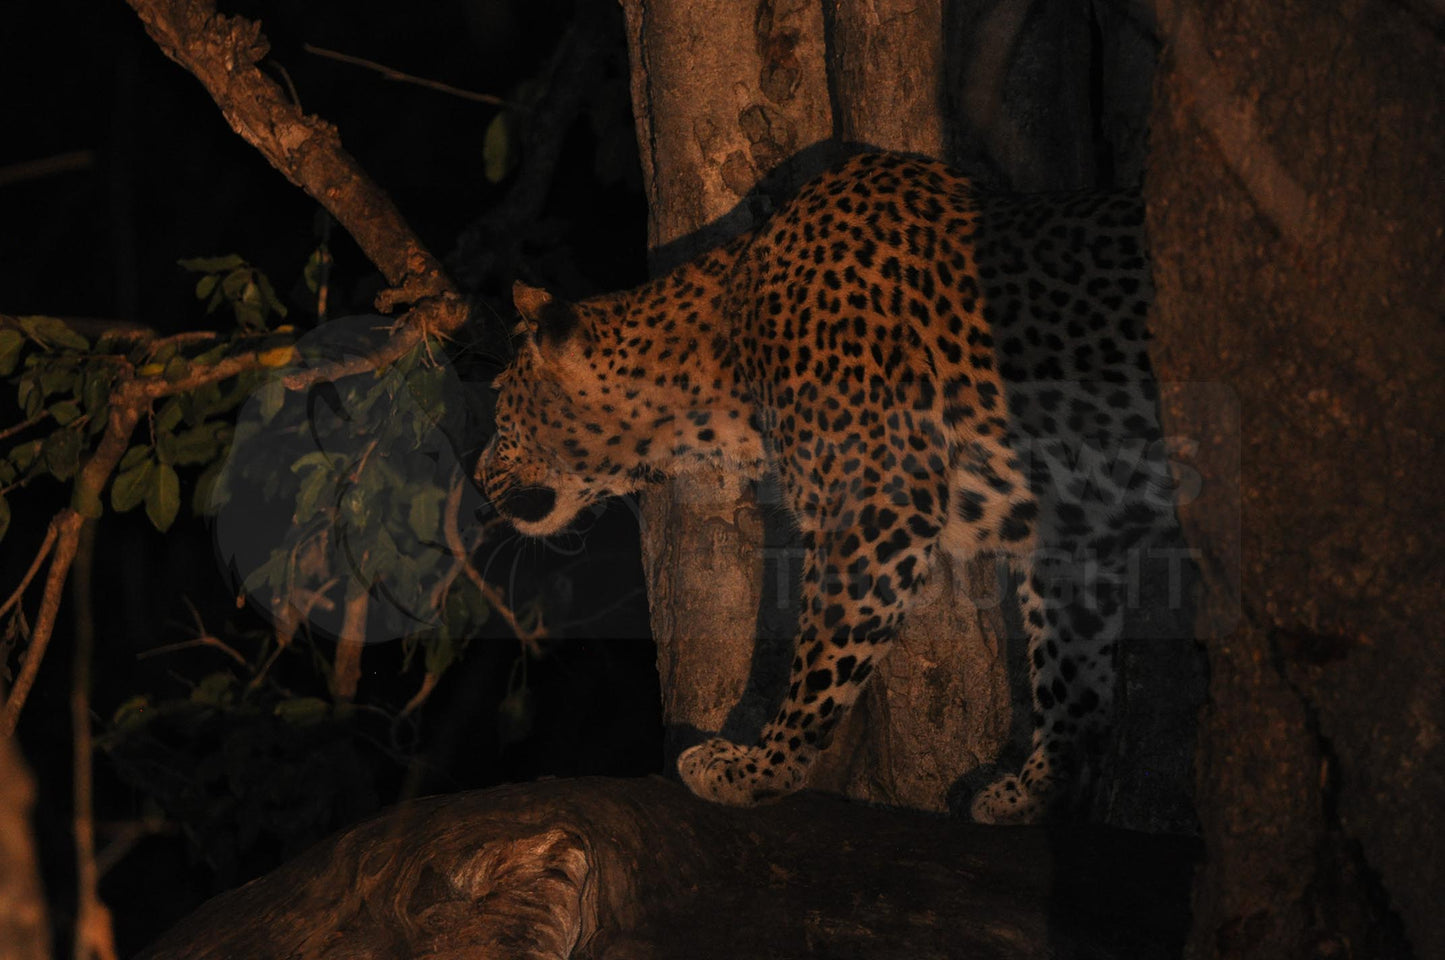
[680, 484, 948, 806]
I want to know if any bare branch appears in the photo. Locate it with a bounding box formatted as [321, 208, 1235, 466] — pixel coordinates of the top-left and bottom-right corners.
[442, 473, 542, 647]
[0, 150, 95, 188]
[332, 578, 369, 702]
[0, 523, 58, 621]
[302, 43, 513, 107]
[0, 402, 142, 736]
[123, 0, 456, 306]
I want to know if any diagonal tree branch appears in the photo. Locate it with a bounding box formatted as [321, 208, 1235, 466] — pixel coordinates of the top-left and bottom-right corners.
[124, 0, 454, 302]
[2, 0, 490, 735]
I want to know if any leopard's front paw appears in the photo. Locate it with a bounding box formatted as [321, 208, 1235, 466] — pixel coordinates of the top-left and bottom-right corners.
[677, 738, 804, 807]
[969, 774, 1050, 825]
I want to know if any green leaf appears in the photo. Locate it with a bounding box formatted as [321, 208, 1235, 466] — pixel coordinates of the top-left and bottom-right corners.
[119, 444, 151, 471]
[241, 548, 287, 596]
[233, 302, 266, 331]
[82, 367, 112, 415]
[178, 254, 246, 273]
[49, 400, 81, 425]
[221, 268, 252, 300]
[110, 694, 152, 733]
[43, 428, 81, 481]
[9, 441, 39, 473]
[274, 697, 329, 726]
[195, 274, 219, 300]
[146, 462, 181, 532]
[163, 356, 190, 382]
[156, 397, 184, 433]
[71, 482, 103, 519]
[192, 344, 228, 368]
[407, 488, 442, 542]
[359, 526, 398, 582]
[151, 341, 178, 366]
[294, 463, 333, 523]
[111, 459, 153, 512]
[289, 451, 336, 474]
[192, 459, 227, 515]
[424, 633, 455, 676]
[483, 112, 513, 183]
[303, 246, 327, 294]
[255, 273, 288, 318]
[171, 424, 222, 467]
[190, 671, 235, 707]
[154, 429, 175, 466]
[0, 329, 23, 376]
[496, 687, 534, 746]
[258, 379, 285, 425]
[17, 375, 41, 419]
[38, 363, 75, 398]
[0, 495, 10, 541]
[19, 316, 89, 352]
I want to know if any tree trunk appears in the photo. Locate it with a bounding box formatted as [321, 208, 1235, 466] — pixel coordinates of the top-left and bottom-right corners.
[1146, 1, 1444, 956]
[618, 0, 836, 776]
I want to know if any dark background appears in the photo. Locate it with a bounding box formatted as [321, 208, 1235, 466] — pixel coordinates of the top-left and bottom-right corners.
[0, 1, 662, 953]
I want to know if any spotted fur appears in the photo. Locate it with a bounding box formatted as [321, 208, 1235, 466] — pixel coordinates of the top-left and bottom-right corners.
[476, 152, 1175, 823]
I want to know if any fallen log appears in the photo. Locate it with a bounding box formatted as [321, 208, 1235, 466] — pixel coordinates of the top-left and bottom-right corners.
[140, 776, 1195, 959]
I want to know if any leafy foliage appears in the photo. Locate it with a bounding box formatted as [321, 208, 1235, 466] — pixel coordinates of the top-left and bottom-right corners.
[99, 664, 384, 883]
[0, 253, 506, 876]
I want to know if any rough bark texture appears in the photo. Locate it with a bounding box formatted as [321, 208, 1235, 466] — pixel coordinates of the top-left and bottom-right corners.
[824, 0, 946, 157]
[139, 777, 1196, 960]
[0, 736, 49, 960]
[1146, 1, 1444, 956]
[125, 0, 451, 302]
[619, 0, 835, 761]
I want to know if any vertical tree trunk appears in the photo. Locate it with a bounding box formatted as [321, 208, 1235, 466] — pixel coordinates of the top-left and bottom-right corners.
[0, 736, 50, 960]
[618, 0, 833, 764]
[1147, 1, 1444, 956]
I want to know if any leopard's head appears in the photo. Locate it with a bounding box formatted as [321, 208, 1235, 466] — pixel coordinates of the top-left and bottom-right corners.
[476, 282, 653, 536]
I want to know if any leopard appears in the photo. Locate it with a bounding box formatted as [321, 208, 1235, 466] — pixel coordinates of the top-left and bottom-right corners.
[474, 151, 1176, 824]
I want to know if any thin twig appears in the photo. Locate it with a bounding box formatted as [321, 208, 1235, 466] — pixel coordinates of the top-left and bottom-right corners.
[441, 472, 541, 646]
[399, 670, 439, 719]
[94, 818, 174, 878]
[0, 513, 84, 737]
[70, 520, 118, 960]
[0, 402, 142, 736]
[302, 43, 512, 107]
[0, 522, 58, 621]
[0, 411, 52, 444]
[0, 150, 96, 188]
[332, 578, 369, 701]
[136, 636, 249, 669]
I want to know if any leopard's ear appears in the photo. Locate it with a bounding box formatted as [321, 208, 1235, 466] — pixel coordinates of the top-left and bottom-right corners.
[513, 281, 581, 344]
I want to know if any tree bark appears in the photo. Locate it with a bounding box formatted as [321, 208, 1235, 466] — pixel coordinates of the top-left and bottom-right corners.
[139, 777, 1195, 960]
[1146, 1, 1444, 956]
[0, 736, 49, 960]
[618, 0, 835, 768]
